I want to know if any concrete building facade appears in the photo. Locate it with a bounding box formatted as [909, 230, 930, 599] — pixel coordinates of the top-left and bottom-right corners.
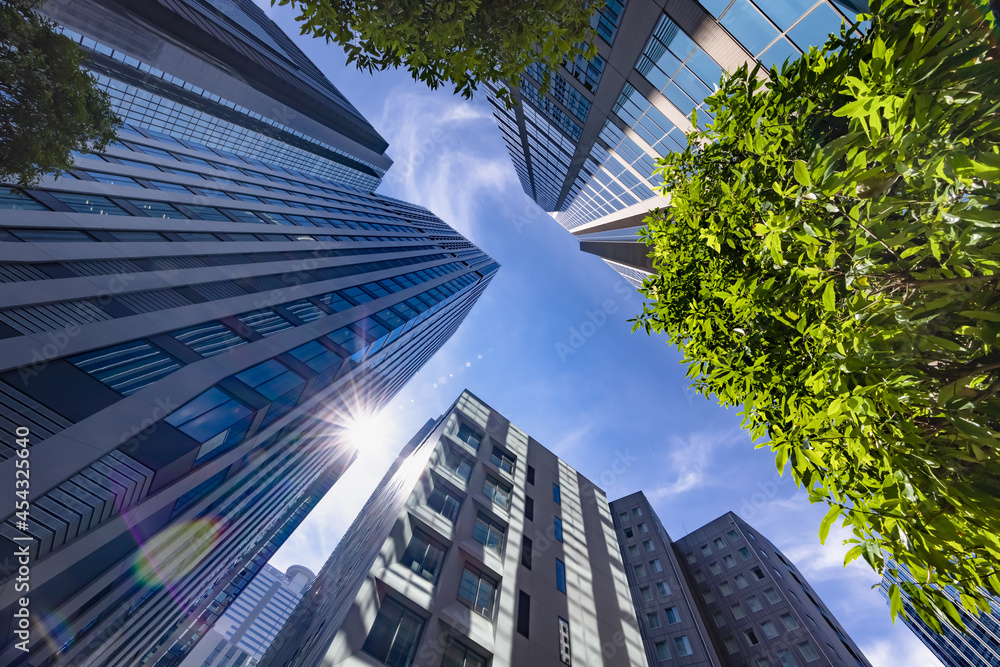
[259, 390, 648, 667]
[0, 2, 498, 665]
[180, 563, 316, 667]
[487, 0, 868, 287]
[611, 493, 873, 667]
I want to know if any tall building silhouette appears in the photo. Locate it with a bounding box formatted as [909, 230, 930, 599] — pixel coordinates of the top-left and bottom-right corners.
[0, 1, 497, 665]
[488, 0, 867, 287]
[259, 390, 649, 667]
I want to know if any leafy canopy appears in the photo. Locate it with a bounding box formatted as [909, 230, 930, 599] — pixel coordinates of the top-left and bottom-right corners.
[634, 0, 1000, 630]
[0, 0, 120, 185]
[271, 0, 602, 105]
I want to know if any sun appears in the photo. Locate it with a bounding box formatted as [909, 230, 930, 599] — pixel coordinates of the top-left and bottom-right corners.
[343, 411, 397, 452]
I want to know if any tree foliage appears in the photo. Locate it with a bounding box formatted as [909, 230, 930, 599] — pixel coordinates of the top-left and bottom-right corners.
[271, 0, 601, 105]
[634, 0, 1000, 630]
[0, 0, 119, 185]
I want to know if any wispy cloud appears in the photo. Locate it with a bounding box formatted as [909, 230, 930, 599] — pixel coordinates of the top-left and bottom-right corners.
[373, 88, 516, 238]
[863, 634, 942, 667]
[649, 428, 746, 497]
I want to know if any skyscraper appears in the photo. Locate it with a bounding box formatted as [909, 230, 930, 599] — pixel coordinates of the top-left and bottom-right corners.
[0, 2, 498, 665]
[880, 562, 1000, 667]
[180, 563, 316, 666]
[611, 493, 873, 667]
[259, 390, 648, 667]
[487, 0, 867, 287]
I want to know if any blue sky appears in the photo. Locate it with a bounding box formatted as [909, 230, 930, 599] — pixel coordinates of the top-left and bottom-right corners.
[258, 4, 938, 664]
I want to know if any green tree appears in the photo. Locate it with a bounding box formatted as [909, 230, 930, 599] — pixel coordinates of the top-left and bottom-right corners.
[271, 0, 601, 105]
[634, 0, 1000, 630]
[0, 0, 119, 186]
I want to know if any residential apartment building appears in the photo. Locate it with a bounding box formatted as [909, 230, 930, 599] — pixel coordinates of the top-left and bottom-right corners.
[612, 493, 872, 667]
[612, 492, 722, 666]
[880, 562, 1000, 667]
[259, 390, 648, 667]
[180, 563, 316, 667]
[0, 1, 498, 665]
[488, 0, 868, 287]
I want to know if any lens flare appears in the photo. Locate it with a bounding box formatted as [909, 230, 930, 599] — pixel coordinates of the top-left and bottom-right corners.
[132, 518, 224, 589]
[35, 609, 71, 655]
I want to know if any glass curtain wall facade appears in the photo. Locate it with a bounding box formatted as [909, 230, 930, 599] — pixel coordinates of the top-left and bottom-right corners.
[880, 563, 1000, 667]
[0, 2, 498, 666]
[259, 390, 648, 667]
[487, 0, 867, 286]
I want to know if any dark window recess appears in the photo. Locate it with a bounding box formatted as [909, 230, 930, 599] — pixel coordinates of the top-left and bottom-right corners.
[521, 536, 533, 570]
[526, 465, 535, 485]
[517, 590, 531, 638]
[524, 496, 534, 522]
[361, 597, 424, 667]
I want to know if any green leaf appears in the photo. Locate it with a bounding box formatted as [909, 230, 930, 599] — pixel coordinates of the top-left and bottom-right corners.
[819, 504, 841, 544]
[823, 281, 837, 311]
[794, 160, 812, 186]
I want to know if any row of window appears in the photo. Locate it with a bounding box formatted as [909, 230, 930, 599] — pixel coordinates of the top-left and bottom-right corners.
[85, 131, 443, 225]
[67, 265, 474, 397]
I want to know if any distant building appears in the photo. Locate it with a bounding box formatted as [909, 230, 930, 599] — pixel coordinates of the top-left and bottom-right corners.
[0, 1, 497, 665]
[612, 492, 873, 667]
[259, 390, 649, 667]
[880, 562, 1000, 667]
[180, 564, 316, 667]
[487, 0, 868, 287]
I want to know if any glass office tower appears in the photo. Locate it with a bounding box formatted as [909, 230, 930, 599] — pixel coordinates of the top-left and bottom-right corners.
[488, 0, 866, 287]
[0, 1, 498, 665]
[880, 563, 1000, 667]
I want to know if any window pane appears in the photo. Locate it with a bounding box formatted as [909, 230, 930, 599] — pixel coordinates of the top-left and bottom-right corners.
[14, 228, 94, 242]
[50, 192, 128, 215]
[0, 189, 47, 210]
[361, 597, 423, 667]
[129, 199, 184, 218]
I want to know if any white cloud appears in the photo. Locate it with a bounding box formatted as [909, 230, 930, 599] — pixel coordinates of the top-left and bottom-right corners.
[440, 104, 492, 123]
[649, 428, 746, 497]
[373, 88, 516, 237]
[864, 633, 942, 667]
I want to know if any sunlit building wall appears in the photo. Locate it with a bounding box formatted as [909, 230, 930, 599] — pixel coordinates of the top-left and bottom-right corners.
[487, 0, 868, 287]
[0, 1, 498, 665]
[259, 390, 648, 667]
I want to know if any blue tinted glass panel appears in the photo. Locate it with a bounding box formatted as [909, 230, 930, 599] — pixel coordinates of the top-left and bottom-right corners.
[788, 4, 844, 51]
[721, 0, 779, 55]
[759, 38, 801, 70]
[756, 0, 818, 30]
